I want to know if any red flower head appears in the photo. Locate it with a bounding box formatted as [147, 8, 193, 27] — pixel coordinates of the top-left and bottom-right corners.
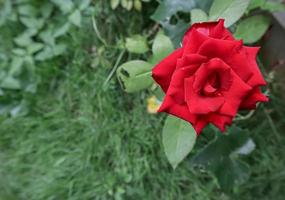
[152, 19, 269, 135]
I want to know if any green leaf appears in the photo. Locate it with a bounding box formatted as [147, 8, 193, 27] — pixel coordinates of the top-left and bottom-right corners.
[210, 158, 250, 191]
[121, 0, 128, 9]
[248, 0, 285, 12]
[248, 0, 265, 11]
[191, 9, 208, 24]
[40, 3, 54, 19]
[14, 33, 33, 47]
[0, 76, 21, 90]
[163, 116, 197, 169]
[12, 49, 27, 56]
[19, 17, 44, 30]
[35, 47, 53, 61]
[262, 1, 285, 12]
[68, 9, 81, 27]
[39, 30, 55, 45]
[51, 0, 74, 14]
[161, 20, 189, 47]
[134, 0, 142, 11]
[53, 22, 71, 38]
[209, 0, 251, 27]
[111, 0, 120, 9]
[17, 5, 37, 17]
[10, 100, 29, 117]
[116, 60, 153, 93]
[79, 0, 91, 10]
[125, 35, 149, 54]
[27, 43, 44, 54]
[151, 0, 196, 22]
[191, 126, 254, 191]
[9, 57, 24, 76]
[151, 32, 174, 64]
[234, 15, 270, 44]
[196, 0, 214, 11]
[52, 44, 67, 56]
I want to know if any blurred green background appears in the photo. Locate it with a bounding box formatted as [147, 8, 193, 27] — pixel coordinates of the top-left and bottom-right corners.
[0, 0, 285, 199]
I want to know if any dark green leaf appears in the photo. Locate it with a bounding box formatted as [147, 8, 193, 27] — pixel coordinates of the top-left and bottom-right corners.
[117, 60, 153, 93]
[151, 0, 196, 22]
[161, 20, 189, 47]
[196, 0, 214, 11]
[163, 116, 197, 169]
[209, 0, 251, 27]
[191, 126, 254, 191]
[234, 15, 271, 44]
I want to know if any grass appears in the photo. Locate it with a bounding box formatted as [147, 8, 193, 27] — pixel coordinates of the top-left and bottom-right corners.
[1, 1, 285, 200]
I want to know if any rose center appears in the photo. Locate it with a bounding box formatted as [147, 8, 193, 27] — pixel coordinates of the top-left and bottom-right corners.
[202, 73, 221, 96]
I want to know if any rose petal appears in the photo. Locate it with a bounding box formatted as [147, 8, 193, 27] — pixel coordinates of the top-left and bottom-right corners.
[243, 47, 267, 87]
[167, 65, 200, 104]
[158, 94, 196, 123]
[185, 77, 225, 114]
[219, 68, 252, 116]
[152, 48, 183, 92]
[192, 58, 232, 93]
[210, 19, 234, 40]
[176, 54, 208, 69]
[239, 87, 269, 109]
[183, 19, 234, 49]
[193, 118, 208, 135]
[198, 39, 251, 81]
[207, 113, 233, 132]
[183, 28, 209, 55]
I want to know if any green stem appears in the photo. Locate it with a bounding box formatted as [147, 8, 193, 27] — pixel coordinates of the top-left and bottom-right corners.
[103, 50, 126, 89]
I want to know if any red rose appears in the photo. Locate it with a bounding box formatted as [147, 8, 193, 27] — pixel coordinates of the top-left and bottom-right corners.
[152, 19, 268, 135]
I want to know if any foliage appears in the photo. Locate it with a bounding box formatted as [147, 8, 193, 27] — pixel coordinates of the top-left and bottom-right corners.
[163, 115, 197, 169]
[115, 0, 285, 191]
[110, 0, 151, 11]
[0, 0, 285, 199]
[234, 15, 271, 43]
[0, 0, 92, 116]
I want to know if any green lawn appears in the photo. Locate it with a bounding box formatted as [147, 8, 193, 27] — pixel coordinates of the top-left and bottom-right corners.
[1, 1, 285, 199]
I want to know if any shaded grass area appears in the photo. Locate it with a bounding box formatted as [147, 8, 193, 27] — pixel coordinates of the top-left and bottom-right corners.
[0, 49, 285, 200]
[0, 58, 216, 200]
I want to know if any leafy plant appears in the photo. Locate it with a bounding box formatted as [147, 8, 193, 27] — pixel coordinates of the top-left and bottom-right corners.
[116, 31, 174, 93]
[110, 0, 151, 11]
[0, 0, 92, 116]
[115, 0, 283, 192]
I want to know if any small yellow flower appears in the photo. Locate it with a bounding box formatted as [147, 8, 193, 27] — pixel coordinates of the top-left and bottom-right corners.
[147, 96, 161, 114]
